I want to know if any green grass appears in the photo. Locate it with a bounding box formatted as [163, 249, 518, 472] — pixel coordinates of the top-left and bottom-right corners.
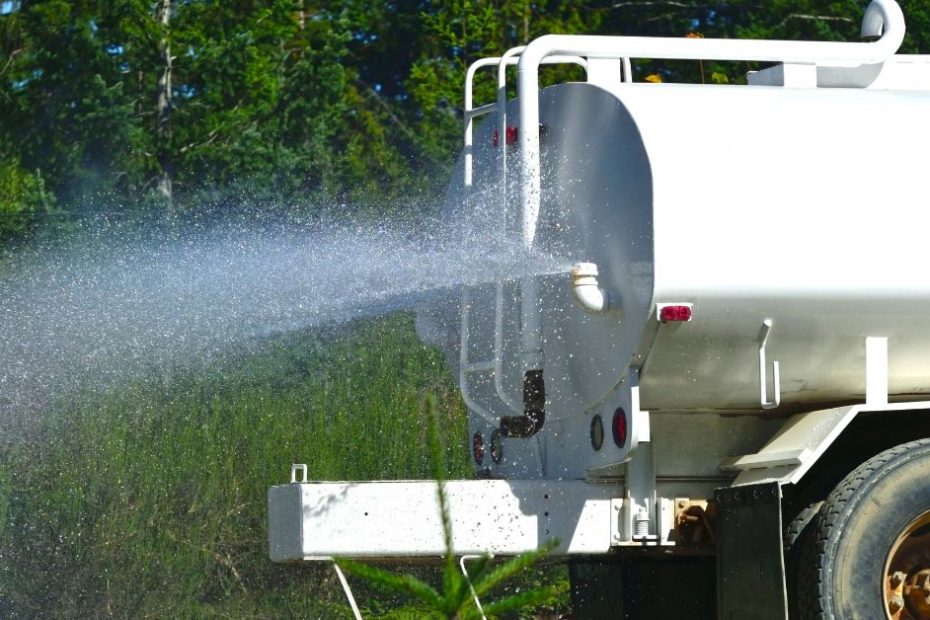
[0, 312, 475, 618]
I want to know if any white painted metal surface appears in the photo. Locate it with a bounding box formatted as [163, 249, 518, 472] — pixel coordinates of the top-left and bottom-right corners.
[758, 320, 781, 410]
[268, 480, 618, 561]
[427, 76, 930, 481]
[517, 0, 905, 247]
[463, 53, 586, 188]
[748, 57, 930, 89]
[273, 0, 930, 567]
[866, 336, 889, 406]
[724, 401, 930, 486]
[601, 82, 930, 411]
[416, 0, 930, 487]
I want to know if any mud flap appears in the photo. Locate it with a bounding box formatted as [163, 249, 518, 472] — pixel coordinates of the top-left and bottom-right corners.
[569, 556, 716, 619]
[715, 482, 788, 620]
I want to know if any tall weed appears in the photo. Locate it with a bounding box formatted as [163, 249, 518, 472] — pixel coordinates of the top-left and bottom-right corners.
[0, 313, 468, 617]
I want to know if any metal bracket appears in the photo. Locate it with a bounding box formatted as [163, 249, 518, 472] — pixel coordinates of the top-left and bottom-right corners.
[460, 555, 490, 620]
[866, 336, 889, 406]
[333, 561, 363, 620]
[759, 319, 781, 410]
[303, 557, 363, 620]
[290, 464, 308, 484]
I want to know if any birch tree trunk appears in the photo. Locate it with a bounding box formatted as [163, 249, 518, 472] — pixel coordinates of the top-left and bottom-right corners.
[296, 0, 305, 30]
[156, 0, 173, 207]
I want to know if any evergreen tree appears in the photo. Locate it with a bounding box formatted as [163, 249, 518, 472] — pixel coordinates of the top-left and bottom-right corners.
[1, 0, 929, 230]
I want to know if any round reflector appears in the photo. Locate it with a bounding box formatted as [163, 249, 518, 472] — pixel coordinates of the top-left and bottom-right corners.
[490, 429, 503, 464]
[472, 431, 484, 466]
[590, 414, 604, 451]
[612, 407, 627, 448]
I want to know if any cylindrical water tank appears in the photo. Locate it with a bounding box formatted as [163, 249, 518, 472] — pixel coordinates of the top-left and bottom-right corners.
[528, 79, 930, 413]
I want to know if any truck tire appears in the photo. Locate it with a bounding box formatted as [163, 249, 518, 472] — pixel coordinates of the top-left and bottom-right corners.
[798, 438, 930, 620]
[786, 500, 823, 618]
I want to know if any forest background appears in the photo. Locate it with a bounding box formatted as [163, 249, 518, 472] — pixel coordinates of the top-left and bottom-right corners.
[3, 1, 930, 618]
[4, 0, 930, 234]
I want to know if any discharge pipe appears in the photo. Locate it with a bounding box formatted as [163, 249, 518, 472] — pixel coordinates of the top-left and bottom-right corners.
[570, 262, 615, 314]
[499, 368, 545, 438]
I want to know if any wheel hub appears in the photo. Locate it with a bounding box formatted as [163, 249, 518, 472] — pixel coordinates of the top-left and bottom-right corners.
[885, 514, 930, 620]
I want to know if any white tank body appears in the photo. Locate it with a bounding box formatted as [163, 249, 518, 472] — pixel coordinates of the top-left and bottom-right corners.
[614, 82, 930, 411]
[423, 79, 930, 422]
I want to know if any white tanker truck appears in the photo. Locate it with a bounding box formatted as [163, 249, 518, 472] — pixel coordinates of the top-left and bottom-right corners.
[268, 1, 930, 617]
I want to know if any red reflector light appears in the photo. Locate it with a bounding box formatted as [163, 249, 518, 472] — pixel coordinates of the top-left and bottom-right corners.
[659, 304, 693, 323]
[492, 126, 518, 147]
[612, 408, 627, 448]
[472, 432, 485, 466]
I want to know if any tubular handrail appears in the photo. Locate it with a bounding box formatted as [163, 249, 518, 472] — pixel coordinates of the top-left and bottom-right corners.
[461, 49, 589, 417]
[464, 57, 504, 188]
[516, 0, 905, 247]
[459, 288, 504, 423]
[464, 52, 587, 187]
[455, 1, 904, 429]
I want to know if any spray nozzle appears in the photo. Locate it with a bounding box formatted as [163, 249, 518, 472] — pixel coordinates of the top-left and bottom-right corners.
[570, 262, 616, 315]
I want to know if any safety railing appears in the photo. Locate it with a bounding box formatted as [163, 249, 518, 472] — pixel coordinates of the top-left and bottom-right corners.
[460, 50, 604, 421]
[463, 52, 590, 189]
[455, 0, 905, 426]
[515, 0, 905, 247]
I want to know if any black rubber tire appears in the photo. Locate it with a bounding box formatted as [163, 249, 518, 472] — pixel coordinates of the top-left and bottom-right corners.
[798, 438, 930, 619]
[786, 500, 823, 618]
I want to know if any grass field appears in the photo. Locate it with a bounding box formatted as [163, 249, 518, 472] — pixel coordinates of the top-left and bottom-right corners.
[0, 312, 569, 618]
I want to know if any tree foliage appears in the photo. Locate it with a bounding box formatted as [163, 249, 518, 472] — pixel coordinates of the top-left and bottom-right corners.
[0, 153, 55, 236]
[1, 0, 928, 229]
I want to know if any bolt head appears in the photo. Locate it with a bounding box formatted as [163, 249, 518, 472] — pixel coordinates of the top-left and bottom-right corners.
[888, 594, 904, 614]
[891, 571, 907, 588]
